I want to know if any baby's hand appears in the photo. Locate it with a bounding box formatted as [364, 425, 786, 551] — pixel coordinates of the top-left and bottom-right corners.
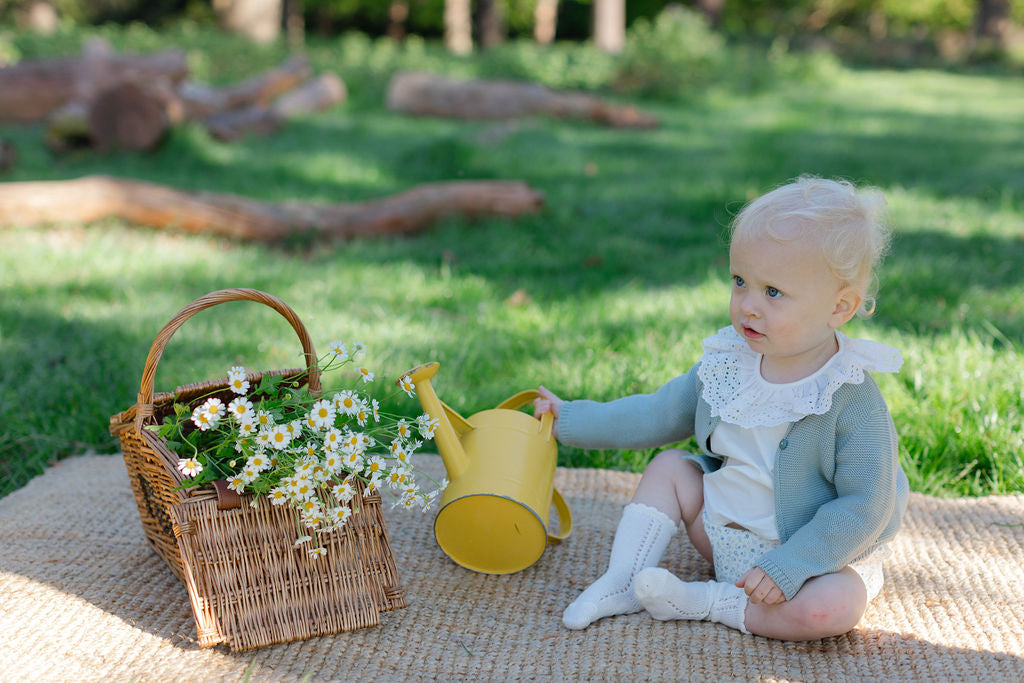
[533, 385, 563, 441]
[736, 566, 785, 605]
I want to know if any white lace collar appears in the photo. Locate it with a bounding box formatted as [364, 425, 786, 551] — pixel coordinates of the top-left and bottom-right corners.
[697, 326, 903, 428]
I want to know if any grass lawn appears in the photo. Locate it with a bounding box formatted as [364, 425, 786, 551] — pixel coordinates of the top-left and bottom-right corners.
[1, 24, 1021, 498]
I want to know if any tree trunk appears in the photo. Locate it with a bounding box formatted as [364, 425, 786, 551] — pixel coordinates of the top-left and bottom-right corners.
[695, 0, 725, 29]
[214, 0, 283, 44]
[592, 0, 625, 54]
[477, 0, 506, 49]
[533, 0, 559, 44]
[0, 176, 545, 243]
[285, 0, 305, 47]
[386, 71, 658, 128]
[445, 0, 473, 55]
[388, 0, 410, 41]
[974, 0, 1011, 46]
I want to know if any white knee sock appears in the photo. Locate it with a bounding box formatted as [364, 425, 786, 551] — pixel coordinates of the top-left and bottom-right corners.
[562, 502, 677, 630]
[634, 567, 750, 634]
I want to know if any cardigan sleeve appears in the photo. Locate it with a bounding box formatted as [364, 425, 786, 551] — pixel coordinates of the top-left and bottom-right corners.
[755, 404, 902, 601]
[557, 364, 700, 451]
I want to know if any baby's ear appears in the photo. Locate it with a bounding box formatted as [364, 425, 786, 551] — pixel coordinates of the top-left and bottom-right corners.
[831, 287, 862, 327]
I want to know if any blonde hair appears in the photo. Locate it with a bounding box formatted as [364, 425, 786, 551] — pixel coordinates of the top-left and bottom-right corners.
[729, 176, 891, 315]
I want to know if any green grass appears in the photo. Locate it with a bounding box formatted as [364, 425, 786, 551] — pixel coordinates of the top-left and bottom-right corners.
[1, 24, 1022, 498]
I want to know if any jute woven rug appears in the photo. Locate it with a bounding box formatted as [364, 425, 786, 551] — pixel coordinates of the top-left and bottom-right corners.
[1, 454, 1022, 682]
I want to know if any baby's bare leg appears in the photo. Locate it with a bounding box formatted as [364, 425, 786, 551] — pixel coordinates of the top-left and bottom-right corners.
[743, 567, 868, 640]
[630, 449, 712, 563]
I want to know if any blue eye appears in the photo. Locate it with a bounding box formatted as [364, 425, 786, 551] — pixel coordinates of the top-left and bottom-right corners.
[733, 275, 745, 288]
[766, 286, 782, 298]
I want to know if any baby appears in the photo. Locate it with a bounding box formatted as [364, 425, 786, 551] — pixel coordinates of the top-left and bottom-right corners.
[534, 177, 907, 640]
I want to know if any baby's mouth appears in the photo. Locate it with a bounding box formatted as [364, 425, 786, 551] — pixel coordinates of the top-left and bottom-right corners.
[742, 325, 764, 340]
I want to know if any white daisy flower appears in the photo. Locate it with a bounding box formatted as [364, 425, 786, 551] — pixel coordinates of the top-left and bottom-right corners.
[343, 450, 365, 472]
[309, 399, 336, 429]
[352, 341, 366, 356]
[399, 375, 415, 397]
[396, 419, 412, 441]
[228, 397, 254, 421]
[357, 367, 374, 383]
[255, 410, 274, 428]
[329, 506, 352, 528]
[290, 476, 314, 500]
[371, 399, 381, 423]
[417, 414, 439, 440]
[226, 475, 247, 493]
[237, 419, 257, 437]
[334, 390, 360, 416]
[363, 475, 381, 497]
[324, 452, 343, 474]
[308, 547, 327, 559]
[227, 366, 249, 395]
[191, 406, 215, 431]
[364, 456, 386, 478]
[176, 457, 203, 477]
[327, 340, 348, 361]
[333, 479, 356, 503]
[268, 424, 291, 450]
[268, 488, 289, 506]
[294, 534, 312, 547]
[323, 427, 342, 451]
[247, 452, 270, 472]
[349, 404, 366, 427]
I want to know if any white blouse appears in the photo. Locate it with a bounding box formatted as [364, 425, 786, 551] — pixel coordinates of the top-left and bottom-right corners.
[698, 326, 902, 539]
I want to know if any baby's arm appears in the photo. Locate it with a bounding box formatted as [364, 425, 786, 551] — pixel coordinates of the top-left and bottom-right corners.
[550, 365, 701, 451]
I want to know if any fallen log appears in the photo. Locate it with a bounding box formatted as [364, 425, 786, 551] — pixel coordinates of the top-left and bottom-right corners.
[0, 175, 545, 242]
[386, 71, 659, 129]
[0, 38, 188, 123]
[204, 72, 347, 142]
[41, 53, 333, 151]
[176, 54, 312, 120]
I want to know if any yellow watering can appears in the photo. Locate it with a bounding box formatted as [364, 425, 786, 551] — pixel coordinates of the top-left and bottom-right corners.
[403, 362, 572, 574]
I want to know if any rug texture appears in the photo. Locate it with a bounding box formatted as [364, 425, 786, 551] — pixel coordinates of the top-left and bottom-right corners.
[1, 453, 1022, 682]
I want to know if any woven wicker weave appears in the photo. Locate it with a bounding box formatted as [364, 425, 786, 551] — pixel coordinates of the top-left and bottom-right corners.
[109, 288, 406, 651]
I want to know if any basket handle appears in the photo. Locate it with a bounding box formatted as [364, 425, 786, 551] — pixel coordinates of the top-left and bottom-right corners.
[133, 288, 320, 431]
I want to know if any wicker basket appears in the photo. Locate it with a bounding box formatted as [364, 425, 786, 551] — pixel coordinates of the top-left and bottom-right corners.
[109, 288, 406, 651]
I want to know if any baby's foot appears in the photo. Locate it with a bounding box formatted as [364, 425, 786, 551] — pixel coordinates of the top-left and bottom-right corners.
[562, 573, 641, 629]
[633, 568, 713, 621]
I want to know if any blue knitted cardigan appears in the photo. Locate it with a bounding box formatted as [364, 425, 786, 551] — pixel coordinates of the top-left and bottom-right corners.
[557, 362, 909, 600]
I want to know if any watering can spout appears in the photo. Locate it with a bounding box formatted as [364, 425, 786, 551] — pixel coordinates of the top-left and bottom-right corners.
[402, 362, 471, 479]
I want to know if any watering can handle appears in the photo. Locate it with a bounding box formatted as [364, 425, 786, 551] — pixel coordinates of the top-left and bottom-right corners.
[494, 389, 554, 440]
[548, 487, 572, 543]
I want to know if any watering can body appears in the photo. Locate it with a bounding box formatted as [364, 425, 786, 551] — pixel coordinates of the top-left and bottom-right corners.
[404, 362, 571, 574]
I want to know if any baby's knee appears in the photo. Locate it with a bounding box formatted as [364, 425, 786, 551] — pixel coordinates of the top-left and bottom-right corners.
[644, 449, 697, 478]
[791, 583, 867, 637]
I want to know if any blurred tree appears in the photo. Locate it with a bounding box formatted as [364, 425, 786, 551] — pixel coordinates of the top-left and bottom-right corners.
[534, 0, 558, 43]
[445, 0, 472, 53]
[974, 0, 1011, 46]
[695, 0, 724, 28]
[477, 0, 506, 47]
[213, 0, 283, 43]
[593, 0, 624, 52]
[387, 0, 408, 40]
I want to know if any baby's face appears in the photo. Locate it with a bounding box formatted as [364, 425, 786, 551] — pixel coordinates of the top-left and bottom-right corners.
[728, 232, 848, 383]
